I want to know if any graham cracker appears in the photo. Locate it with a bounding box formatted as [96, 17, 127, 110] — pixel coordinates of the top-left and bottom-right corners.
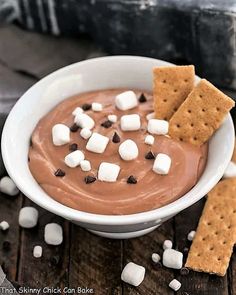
[153, 65, 195, 120]
[169, 79, 235, 146]
[185, 178, 236, 276]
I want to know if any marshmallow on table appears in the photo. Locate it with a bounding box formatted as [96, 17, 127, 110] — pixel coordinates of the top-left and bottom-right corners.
[187, 230, 196, 241]
[80, 128, 92, 139]
[148, 119, 169, 135]
[98, 162, 120, 182]
[44, 223, 63, 245]
[120, 114, 141, 131]
[92, 102, 103, 112]
[146, 112, 155, 120]
[169, 279, 181, 291]
[163, 249, 183, 269]
[115, 91, 138, 111]
[72, 107, 83, 116]
[0, 221, 9, 231]
[33, 245, 42, 258]
[163, 240, 173, 250]
[74, 113, 95, 129]
[223, 161, 236, 178]
[52, 124, 70, 146]
[119, 139, 139, 161]
[80, 160, 91, 172]
[0, 176, 19, 196]
[19, 207, 39, 228]
[65, 150, 85, 168]
[151, 253, 161, 263]
[153, 153, 171, 175]
[121, 262, 145, 287]
[145, 135, 154, 145]
[86, 132, 109, 154]
[108, 114, 117, 123]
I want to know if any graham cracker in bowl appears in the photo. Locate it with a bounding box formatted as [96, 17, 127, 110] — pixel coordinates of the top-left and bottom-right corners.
[169, 79, 235, 146]
[153, 65, 195, 120]
[185, 178, 236, 276]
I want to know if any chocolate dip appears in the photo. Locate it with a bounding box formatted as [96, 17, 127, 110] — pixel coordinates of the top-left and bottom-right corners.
[29, 89, 208, 215]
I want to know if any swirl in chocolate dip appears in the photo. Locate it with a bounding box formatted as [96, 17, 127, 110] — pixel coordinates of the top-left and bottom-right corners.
[28, 89, 208, 215]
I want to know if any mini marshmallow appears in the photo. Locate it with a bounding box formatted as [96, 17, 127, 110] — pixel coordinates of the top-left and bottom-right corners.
[187, 230, 196, 241]
[121, 262, 145, 287]
[80, 128, 92, 139]
[86, 132, 109, 154]
[19, 207, 38, 228]
[119, 139, 139, 161]
[33, 245, 42, 258]
[148, 119, 169, 135]
[72, 106, 83, 116]
[145, 135, 155, 145]
[163, 249, 183, 269]
[44, 223, 63, 245]
[92, 102, 103, 112]
[153, 153, 172, 175]
[146, 112, 155, 120]
[115, 91, 138, 111]
[108, 114, 117, 123]
[65, 150, 85, 168]
[169, 279, 181, 291]
[74, 113, 95, 129]
[98, 162, 120, 182]
[151, 253, 161, 263]
[0, 176, 19, 196]
[52, 124, 70, 146]
[0, 221, 9, 231]
[120, 114, 141, 131]
[163, 240, 173, 250]
[80, 160, 91, 172]
[223, 161, 236, 178]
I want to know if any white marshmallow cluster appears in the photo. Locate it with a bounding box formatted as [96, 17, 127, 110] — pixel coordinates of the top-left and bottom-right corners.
[145, 135, 154, 145]
[65, 150, 85, 168]
[187, 230, 196, 241]
[153, 153, 172, 175]
[119, 139, 139, 161]
[151, 253, 161, 263]
[33, 245, 43, 258]
[0, 176, 19, 196]
[163, 240, 173, 250]
[115, 91, 138, 111]
[52, 124, 70, 146]
[108, 114, 117, 123]
[80, 128, 92, 139]
[92, 102, 103, 112]
[121, 262, 145, 287]
[19, 207, 39, 228]
[148, 119, 169, 135]
[163, 249, 183, 269]
[120, 114, 141, 131]
[0, 221, 9, 231]
[72, 107, 83, 116]
[169, 279, 181, 291]
[98, 162, 120, 182]
[74, 113, 95, 129]
[80, 160, 91, 172]
[223, 161, 236, 178]
[86, 132, 109, 154]
[44, 223, 63, 245]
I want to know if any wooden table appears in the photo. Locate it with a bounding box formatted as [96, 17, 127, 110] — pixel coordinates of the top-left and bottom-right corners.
[0, 25, 235, 295]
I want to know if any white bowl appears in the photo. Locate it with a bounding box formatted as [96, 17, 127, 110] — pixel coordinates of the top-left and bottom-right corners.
[1, 56, 235, 239]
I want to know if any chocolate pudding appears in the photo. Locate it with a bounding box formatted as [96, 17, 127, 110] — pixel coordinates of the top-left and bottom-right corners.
[28, 89, 208, 215]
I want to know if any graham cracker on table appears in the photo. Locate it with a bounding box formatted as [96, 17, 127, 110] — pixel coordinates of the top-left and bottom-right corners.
[169, 79, 235, 146]
[153, 65, 195, 120]
[185, 178, 236, 276]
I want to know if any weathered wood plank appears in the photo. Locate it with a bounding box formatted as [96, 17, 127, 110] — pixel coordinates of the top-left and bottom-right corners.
[69, 226, 122, 295]
[17, 198, 70, 291]
[123, 220, 175, 295]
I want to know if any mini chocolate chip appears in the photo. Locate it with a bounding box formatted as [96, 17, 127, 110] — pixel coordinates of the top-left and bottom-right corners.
[85, 176, 96, 184]
[50, 255, 60, 266]
[127, 175, 137, 184]
[112, 132, 120, 143]
[139, 93, 147, 103]
[145, 151, 155, 160]
[101, 120, 113, 128]
[55, 169, 66, 177]
[28, 157, 30, 162]
[82, 103, 92, 111]
[3, 241, 11, 251]
[69, 143, 78, 152]
[180, 267, 190, 276]
[70, 123, 79, 132]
